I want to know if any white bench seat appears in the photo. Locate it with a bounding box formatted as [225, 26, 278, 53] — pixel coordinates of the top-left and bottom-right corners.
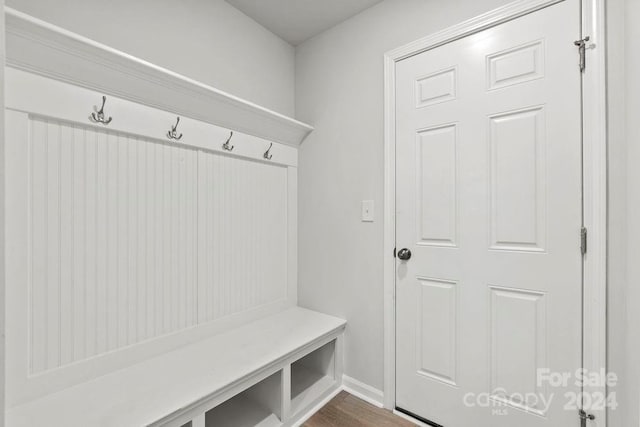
[7, 307, 346, 427]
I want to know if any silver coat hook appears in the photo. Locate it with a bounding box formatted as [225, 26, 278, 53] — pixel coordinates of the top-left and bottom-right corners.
[223, 131, 234, 151]
[167, 116, 183, 141]
[264, 143, 273, 160]
[89, 96, 113, 125]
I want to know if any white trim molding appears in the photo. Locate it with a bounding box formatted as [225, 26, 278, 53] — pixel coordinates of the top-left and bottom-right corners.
[0, 3, 6, 427]
[385, 0, 563, 62]
[580, 0, 608, 424]
[291, 388, 343, 427]
[382, 40, 397, 411]
[291, 375, 385, 427]
[291, 375, 382, 427]
[342, 375, 384, 408]
[383, 1, 608, 425]
[3, 7, 314, 147]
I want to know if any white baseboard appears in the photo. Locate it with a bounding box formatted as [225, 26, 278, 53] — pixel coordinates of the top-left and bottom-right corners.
[290, 375, 386, 426]
[341, 375, 384, 408]
[289, 386, 342, 427]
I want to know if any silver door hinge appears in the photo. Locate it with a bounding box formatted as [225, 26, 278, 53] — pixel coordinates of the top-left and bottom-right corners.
[579, 409, 595, 427]
[581, 226, 588, 255]
[574, 36, 590, 72]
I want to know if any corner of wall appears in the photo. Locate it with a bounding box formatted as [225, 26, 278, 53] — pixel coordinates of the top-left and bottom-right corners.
[0, 0, 6, 424]
[624, 0, 640, 424]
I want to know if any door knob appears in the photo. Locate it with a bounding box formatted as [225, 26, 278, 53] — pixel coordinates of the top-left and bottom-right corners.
[398, 248, 412, 261]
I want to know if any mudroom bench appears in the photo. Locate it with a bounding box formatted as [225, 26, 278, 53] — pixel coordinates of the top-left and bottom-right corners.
[3, 9, 346, 427]
[6, 308, 346, 427]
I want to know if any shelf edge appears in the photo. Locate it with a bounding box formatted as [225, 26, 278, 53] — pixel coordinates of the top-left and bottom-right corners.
[4, 7, 314, 147]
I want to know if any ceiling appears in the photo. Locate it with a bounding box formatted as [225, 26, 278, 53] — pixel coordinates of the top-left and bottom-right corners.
[225, 0, 385, 45]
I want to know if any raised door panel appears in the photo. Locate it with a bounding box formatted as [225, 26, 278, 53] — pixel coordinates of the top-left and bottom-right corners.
[415, 67, 457, 108]
[416, 124, 458, 247]
[487, 41, 545, 90]
[416, 278, 458, 386]
[489, 286, 547, 415]
[489, 107, 546, 252]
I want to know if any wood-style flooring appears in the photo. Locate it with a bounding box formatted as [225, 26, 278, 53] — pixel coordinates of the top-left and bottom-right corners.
[303, 391, 416, 427]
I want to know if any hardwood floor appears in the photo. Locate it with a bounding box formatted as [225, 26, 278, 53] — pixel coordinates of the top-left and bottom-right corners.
[303, 391, 416, 427]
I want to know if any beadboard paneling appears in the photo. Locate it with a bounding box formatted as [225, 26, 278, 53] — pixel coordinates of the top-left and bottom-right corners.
[6, 69, 297, 409]
[197, 153, 289, 323]
[28, 117, 199, 374]
[21, 115, 290, 377]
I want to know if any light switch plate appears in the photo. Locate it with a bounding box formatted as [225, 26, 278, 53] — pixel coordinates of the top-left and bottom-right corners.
[361, 200, 374, 222]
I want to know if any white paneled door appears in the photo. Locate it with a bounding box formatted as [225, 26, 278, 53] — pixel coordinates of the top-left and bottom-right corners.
[395, 1, 583, 426]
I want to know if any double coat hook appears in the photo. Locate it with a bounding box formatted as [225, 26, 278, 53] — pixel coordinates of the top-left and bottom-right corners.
[264, 143, 273, 160]
[167, 117, 183, 141]
[223, 131, 234, 151]
[89, 96, 112, 125]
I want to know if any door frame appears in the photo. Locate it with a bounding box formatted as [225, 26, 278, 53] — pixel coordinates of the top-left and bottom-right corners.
[382, 0, 608, 424]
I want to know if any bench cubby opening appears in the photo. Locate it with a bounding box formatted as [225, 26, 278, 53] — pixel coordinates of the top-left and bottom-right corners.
[205, 370, 283, 427]
[290, 339, 337, 416]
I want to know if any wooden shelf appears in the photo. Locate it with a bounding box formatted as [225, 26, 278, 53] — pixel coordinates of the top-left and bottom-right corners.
[4, 7, 314, 147]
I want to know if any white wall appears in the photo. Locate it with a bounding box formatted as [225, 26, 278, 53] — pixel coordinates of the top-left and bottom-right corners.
[0, 0, 5, 424]
[607, 0, 628, 425]
[296, 3, 640, 423]
[607, 0, 640, 424]
[5, 0, 296, 116]
[295, 0, 513, 393]
[623, 0, 640, 424]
